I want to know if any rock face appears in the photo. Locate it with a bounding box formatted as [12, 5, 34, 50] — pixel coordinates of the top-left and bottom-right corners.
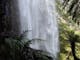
[8, 0, 20, 35]
[0, 0, 20, 36]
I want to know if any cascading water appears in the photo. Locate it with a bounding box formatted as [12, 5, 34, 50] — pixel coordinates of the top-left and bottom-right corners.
[18, 0, 59, 59]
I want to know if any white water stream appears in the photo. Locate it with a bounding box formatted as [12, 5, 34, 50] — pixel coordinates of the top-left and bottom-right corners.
[18, 0, 59, 59]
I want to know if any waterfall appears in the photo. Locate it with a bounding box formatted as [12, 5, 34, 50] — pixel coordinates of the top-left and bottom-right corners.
[18, 0, 59, 59]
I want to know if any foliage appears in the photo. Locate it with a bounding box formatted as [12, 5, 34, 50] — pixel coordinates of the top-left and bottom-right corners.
[56, 0, 80, 60]
[62, 0, 80, 23]
[0, 32, 53, 60]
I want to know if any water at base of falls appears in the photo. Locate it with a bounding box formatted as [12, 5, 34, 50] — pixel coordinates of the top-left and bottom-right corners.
[18, 0, 59, 60]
